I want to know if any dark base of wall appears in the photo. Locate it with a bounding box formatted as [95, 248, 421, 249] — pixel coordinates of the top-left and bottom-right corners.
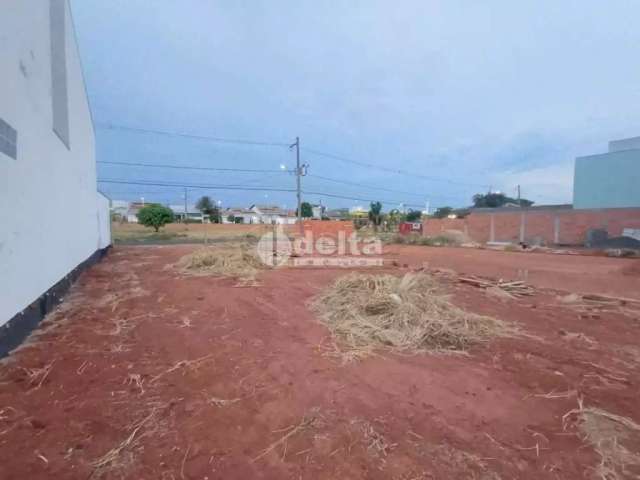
[0, 246, 111, 358]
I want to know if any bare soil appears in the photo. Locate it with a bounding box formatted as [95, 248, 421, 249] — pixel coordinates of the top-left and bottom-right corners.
[1, 244, 639, 479]
[388, 245, 640, 300]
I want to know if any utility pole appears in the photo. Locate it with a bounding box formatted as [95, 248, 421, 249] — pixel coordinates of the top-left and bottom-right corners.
[517, 184, 521, 205]
[290, 136, 304, 236]
[184, 187, 188, 222]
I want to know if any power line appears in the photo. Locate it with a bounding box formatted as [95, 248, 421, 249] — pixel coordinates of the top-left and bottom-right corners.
[306, 173, 463, 202]
[100, 161, 466, 204]
[98, 179, 427, 208]
[98, 160, 286, 174]
[95, 123, 290, 147]
[98, 178, 296, 193]
[307, 174, 424, 197]
[97, 123, 487, 190]
[303, 190, 423, 209]
[302, 147, 489, 189]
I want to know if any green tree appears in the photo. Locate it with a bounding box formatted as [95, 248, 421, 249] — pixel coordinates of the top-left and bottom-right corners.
[472, 192, 533, 208]
[227, 214, 236, 223]
[386, 209, 404, 229]
[210, 206, 221, 223]
[433, 206, 454, 219]
[368, 201, 383, 230]
[297, 202, 313, 218]
[405, 209, 422, 222]
[196, 196, 215, 215]
[137, 204, 174, 232]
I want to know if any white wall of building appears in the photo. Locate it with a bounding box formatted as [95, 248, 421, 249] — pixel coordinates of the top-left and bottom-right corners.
[97, 193, 112, 249]
[0, 0, 108, 324]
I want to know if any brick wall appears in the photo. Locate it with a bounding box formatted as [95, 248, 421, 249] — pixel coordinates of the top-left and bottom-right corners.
[303, 220, 354, 237]
[423, 207, 640, 246]
[285, 220, 355, 238]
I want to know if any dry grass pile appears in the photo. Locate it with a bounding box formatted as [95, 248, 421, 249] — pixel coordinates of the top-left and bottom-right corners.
[312, 272, 514, 359]
[176, 244, 266, 279]
[564, 398, 640, 479]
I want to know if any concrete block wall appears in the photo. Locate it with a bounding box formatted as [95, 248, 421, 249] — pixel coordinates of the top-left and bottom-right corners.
[423, 207, 640, 246]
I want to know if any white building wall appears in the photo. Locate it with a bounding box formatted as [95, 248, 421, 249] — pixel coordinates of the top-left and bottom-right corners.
[0, 0, 106, 324]
[97, 193, 111, 249]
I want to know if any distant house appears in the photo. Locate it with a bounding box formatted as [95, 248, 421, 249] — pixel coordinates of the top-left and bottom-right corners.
[249, 205, 297, 224]
[169, 204, 206, 222]
[311, 204, 326, 219]
[126, 202, 145, 223]
[110, 200, 129, 220]
[221, 208, 254, 224]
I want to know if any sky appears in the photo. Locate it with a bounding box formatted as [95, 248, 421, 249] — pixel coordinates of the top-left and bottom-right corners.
[70, 0, 640, 211]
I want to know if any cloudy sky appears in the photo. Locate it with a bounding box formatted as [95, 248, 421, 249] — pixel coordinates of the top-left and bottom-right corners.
[71, 0, 640, 210]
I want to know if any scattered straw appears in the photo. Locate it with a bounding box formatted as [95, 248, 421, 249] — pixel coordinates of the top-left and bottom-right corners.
[558, 329, 597, 347]
[176, 245, 266, 279]
[252, 409, 321, 463]
[23, 362, 54, 390]
[529, 389, 577, 400]
[208, 397, 241, 408]
[563, 397, 640, 479]
[178, 317, 193, 328]
[150, 354, 214, 384]
[312, 272, 515, 360]
[124, 373, 145, 396]
[424, 444, 501, 480]
[90, 409, 158, 477]
[359, 421, 396, 458]
[180, 445, 191, 480]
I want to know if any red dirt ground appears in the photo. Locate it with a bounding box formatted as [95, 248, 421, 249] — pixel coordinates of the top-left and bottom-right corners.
[1, 245, 639, 479]
[388, 245, 640, 300]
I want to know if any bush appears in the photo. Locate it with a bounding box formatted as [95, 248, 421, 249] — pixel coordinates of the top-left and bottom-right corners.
[137, 204, 174, 232]
[405, 210, 422, 222]
[391, 233, 454, 246]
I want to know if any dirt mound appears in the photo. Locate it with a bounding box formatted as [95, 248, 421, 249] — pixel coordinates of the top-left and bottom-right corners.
[176, 244, 266, 279]
[311, 272, 515, 360]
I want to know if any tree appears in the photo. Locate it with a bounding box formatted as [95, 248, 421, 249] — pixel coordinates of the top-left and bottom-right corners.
[137, 204, 174, 232]
[196, 196, 214, 215]
[210, 206, 221, 223]
[196, 196, 222, 222]
[297, 202, 313, 218]
[386, 209, 404, 229]
[368, 201, 383, 229]
[472, 192, 533, 208]
[405, 209, 422, 222]
[433, 206, 454, 219]
[227, 214, 236, 223]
